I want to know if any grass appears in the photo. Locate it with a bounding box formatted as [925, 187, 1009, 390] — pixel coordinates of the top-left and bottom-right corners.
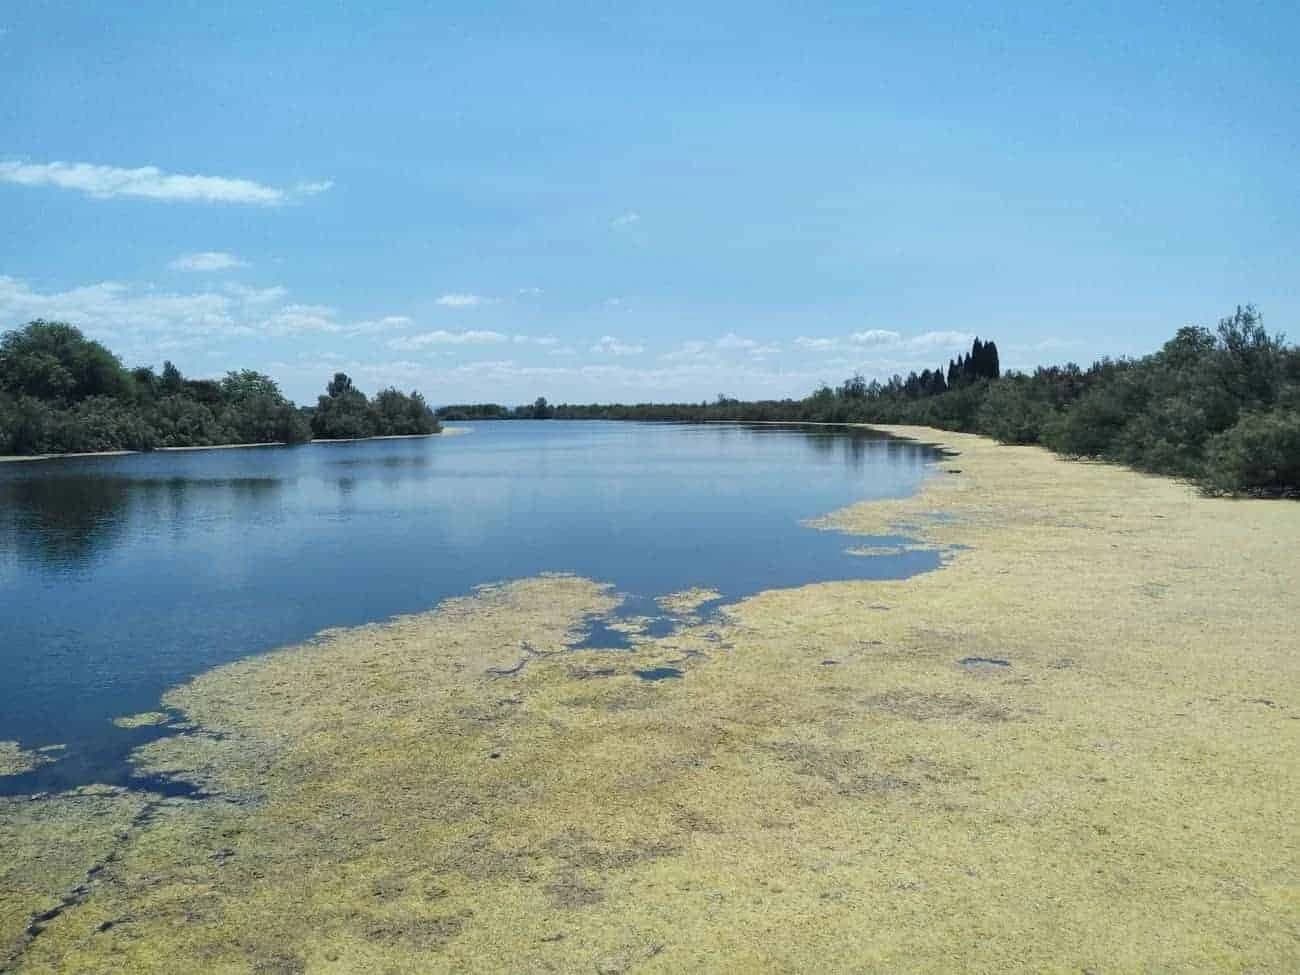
[2, 427, 1297, 972]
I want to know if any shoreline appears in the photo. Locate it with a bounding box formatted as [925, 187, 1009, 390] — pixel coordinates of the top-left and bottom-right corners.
[0, 428, 469, 464]
[3, 426, 1297, 971]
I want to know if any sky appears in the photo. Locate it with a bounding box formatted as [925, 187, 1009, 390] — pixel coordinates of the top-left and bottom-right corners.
[1, 1, 1296, 405]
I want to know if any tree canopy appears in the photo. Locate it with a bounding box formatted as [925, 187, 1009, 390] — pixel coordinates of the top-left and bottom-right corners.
[0, 322, 439, 455]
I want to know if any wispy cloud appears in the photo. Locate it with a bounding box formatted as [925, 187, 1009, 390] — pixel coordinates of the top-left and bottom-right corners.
[794, 336, 839, 351]
[907, 330, 974, 349]
[435, 293, 488, 308]
[0, 160, 330, 205]
[849, 329, 902, 345]
[795, 330, 973, 355]
[512, 334, 559, 346]
[611, 212, 641, 228]
[591, 335, 644, 356]
[387, 329, 508, 350]
[663, 334, 781, 363]
[169, 251, 247, 272]
[0, 275, 411, 363]
[260, 306, 412, 337]
[223, 283, 288, 304]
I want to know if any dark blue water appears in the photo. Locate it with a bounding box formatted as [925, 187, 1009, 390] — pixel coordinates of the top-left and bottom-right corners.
[0, 421, 940, 794]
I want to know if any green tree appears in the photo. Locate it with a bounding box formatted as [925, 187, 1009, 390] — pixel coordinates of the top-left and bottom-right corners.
[311, 372, 378, 439]
[0, 321, 131, 402]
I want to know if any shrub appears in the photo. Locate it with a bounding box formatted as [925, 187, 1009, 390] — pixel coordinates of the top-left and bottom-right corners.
[1203, 410, 1300, 495]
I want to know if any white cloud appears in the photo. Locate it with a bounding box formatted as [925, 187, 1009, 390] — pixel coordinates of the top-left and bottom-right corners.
[591, 335, 644, 356]
[663, 334, 781, 363]
[224, 283, 288, 304]
[0, 275, 245, 346]
[795, 329, 973, 355]
[0, 160, 329, 205]
[170, 251, 247, 272]
[715, 332, 757, 351]
[435, 293, 487, 307]
[387, 329, 508, 350]
[517, 287, 544, 296]
[795, 336, 838, 351]
[512, 334, 559, 345]
[908, 330, 974, 349]
[261, 306, 412, 337]
[849, 329, 902, 345]
[0, 275, 414, 365]
[611, 212, 641, 228]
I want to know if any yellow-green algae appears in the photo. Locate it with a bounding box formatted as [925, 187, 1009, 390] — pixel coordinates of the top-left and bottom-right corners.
[0, 789, 151, 970]
[656, 587, 723, 616]
[0, 743, 45, 778]
[109, 712, 172, 730]
[4, 429, 1299, 973]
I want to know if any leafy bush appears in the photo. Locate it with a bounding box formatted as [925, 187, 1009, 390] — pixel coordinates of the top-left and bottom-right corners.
[976, 378, 1051, 444]
[1203, 410, 1300, 496]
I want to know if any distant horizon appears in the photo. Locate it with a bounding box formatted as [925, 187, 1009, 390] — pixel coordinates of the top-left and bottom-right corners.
[3, 2, 1295, 404]
[0, 316, 1177, 411]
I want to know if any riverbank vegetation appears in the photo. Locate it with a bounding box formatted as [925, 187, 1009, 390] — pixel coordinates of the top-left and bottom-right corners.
[0, 321, 439, 455]
[454, 307, 1298, 496]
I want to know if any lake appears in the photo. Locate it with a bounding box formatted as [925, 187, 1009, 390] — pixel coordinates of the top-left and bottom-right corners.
[0, 421, 941, 794]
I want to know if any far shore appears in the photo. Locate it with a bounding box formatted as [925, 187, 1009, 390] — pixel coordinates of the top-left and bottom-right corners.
[0, 428, 469, 464]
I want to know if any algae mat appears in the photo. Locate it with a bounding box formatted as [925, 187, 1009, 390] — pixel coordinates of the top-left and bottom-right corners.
[2, 427, 1297, 972]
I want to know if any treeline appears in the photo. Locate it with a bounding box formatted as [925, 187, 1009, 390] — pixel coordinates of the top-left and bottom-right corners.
[461, 307, 1299, 496]
[436, 397, 553, 421]
[0, 321, 438, 455]
[792, 307, 1298, 494]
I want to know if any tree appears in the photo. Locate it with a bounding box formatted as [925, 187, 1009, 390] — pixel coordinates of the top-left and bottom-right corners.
[161, 360, 184, 394]
[0, 321, 131, 402]
[373, 388, 439, 435]
[311, 372, 378, 439]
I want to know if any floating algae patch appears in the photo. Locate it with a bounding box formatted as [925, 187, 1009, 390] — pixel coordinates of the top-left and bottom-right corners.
[5, 429, 1300, 972]
[110, 712, 172, 730]
[655, 587, 723, 616]
[0, 789, 152, 969]
[0, 742, 48, 777]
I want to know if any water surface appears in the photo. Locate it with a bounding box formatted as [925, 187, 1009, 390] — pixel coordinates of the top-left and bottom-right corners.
[0, 421, 940, 793]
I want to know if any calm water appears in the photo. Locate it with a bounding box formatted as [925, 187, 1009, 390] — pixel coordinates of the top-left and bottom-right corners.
[0, 421, 940, 794]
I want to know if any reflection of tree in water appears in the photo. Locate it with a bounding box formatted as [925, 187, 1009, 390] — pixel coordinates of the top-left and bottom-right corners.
[735, 422, 933, 474]
[0, 476, 134, 564]
[0, 473, 283, 566]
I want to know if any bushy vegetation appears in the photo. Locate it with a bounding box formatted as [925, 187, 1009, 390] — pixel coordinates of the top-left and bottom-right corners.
[469, 308, 1298, 496]
[311, 372, 439, 439]
[0, 321, 438, 455]
[434, 396, 553, 421]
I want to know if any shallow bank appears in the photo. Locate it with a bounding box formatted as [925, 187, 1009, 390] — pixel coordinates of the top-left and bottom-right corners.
[3, 428, 1298, 972]
[0, 428, 465, 463]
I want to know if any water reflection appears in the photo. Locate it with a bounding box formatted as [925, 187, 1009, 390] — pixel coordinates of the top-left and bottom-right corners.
[0, 474, 285, 569]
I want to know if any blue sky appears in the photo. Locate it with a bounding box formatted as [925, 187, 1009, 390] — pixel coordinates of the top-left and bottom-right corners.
[2, 2, 1296, 404]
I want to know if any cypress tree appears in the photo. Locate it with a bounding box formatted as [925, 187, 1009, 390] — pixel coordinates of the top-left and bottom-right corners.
[984, 340, 1001, 379]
